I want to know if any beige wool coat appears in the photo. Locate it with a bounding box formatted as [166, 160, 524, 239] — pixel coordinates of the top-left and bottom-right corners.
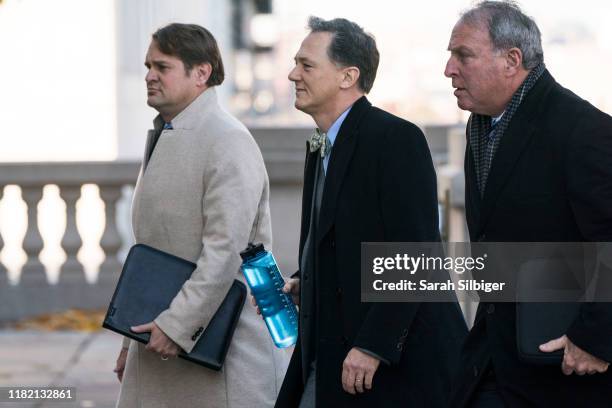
[116, 88, 288, 408]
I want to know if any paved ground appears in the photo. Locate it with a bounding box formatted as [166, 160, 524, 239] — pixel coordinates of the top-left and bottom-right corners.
[0, 330, 122, 408]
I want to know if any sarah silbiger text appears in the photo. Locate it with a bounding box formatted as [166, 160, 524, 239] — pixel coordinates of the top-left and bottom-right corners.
[372, 279, 506, 293]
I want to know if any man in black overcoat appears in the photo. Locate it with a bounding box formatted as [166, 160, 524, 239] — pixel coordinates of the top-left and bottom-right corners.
[274, 16, 467, 408]
[444, 1, 612, 407]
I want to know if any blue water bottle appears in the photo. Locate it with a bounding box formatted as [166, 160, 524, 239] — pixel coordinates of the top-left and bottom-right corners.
[240, 243, 298, 348]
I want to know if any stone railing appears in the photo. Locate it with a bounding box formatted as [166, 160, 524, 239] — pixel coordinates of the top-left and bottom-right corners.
[0, 162, 140, 322]
[0, 126, 471, 324]
[0, 128, 310, 323]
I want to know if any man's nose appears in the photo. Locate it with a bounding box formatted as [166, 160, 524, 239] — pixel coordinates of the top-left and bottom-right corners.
[288, 66, 299, 82]
[444, 57, 456, 78]
[145, 69, 156, 83]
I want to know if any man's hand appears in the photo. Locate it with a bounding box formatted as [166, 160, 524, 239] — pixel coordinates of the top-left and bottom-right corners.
[540, 334, 610, 375]
[131, 321, 181, 359]
[283, 278, 300, 306]
[342, 348, 381, 394]
[251, 277, 300, 315]
[113, 347, 128, 382]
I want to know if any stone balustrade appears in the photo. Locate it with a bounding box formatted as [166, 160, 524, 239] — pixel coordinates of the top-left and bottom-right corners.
[0, 126, 469, 324]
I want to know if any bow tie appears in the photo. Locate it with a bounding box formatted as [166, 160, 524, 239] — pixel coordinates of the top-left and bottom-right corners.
[309, 129, 332, 158]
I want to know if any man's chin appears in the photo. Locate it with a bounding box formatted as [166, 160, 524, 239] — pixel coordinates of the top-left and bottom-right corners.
[293, 100, 310, 114]
[146, 98, 160, 109]
[456, 99, 471, 112]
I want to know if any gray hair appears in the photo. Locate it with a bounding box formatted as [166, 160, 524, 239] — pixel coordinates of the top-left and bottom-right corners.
[460, 1, 544, 69]
[307, 16, 379, 93]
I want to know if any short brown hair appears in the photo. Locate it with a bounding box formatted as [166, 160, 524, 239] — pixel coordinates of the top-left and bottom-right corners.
[152, 23, 225, 86]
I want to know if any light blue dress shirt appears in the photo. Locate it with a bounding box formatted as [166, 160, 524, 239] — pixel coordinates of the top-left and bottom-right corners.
[323, 106, 352, 174]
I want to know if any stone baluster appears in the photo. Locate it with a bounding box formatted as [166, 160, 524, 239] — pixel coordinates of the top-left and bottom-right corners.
[19, 186, 46, 284]
[59, 185, 86, 284]
[98, 184, 123, 280]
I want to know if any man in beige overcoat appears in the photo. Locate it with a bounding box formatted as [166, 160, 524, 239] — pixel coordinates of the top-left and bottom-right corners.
[113, 23, 288, 407]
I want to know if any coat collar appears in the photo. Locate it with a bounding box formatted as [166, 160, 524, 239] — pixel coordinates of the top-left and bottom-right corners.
[315, 95, 371, 244]
[152, 86, 218, 132]
[144, 87, 218, 170]
[476, 70, 556, 230]
[299, 96, 372, 255]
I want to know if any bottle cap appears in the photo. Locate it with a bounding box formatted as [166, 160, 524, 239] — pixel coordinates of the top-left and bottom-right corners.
[240, 242, 266, 261]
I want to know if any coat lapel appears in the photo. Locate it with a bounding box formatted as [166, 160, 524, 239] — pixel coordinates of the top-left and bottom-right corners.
[465, 120, 482, 237]
[299, 145, 318, 261]
[316, 96, 371, 245]
[479, 114, 537, 227]
[478, 71, 555, 231]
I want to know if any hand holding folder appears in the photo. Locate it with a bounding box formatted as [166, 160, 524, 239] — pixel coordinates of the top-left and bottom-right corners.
[130, 321, 181, 359]
[103, 244, 246, 371]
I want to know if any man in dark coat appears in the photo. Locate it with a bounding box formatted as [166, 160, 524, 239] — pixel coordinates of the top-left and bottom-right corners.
[274, 16, 467, 408]
[444, 1, 612, 407]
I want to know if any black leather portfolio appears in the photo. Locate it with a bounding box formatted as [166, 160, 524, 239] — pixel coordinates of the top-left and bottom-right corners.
[103, 244, 246, 371]
[516, 259, 582, 365]
[516, 302, 580, 365]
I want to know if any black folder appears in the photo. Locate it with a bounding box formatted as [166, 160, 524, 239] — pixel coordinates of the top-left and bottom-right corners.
[103, 244, 246, 371]
[516, 259, 582, 365]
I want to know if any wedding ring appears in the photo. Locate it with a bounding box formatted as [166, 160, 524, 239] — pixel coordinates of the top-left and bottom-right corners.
[161, 355, 169, 361]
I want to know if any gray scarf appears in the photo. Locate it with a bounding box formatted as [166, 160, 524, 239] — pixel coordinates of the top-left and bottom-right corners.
[469, 62, 546, 195]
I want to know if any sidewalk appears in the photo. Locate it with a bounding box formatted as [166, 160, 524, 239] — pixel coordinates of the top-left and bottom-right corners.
[0, 330, 122, 408]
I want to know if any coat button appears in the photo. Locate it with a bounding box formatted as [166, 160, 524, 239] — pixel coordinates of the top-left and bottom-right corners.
[191, 334, 197, 341]
[396, 342, 403, 351]
[487, 304, 495, 314]
[473, 365, 479, 377]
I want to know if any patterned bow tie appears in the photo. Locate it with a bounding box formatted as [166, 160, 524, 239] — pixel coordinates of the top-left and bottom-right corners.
[309, 129, 332, 158]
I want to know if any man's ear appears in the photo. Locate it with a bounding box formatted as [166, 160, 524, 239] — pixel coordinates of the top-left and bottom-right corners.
[504, 47, 523, 77]
[339, 66, 360, 90]
[194, 63, 212, 87]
